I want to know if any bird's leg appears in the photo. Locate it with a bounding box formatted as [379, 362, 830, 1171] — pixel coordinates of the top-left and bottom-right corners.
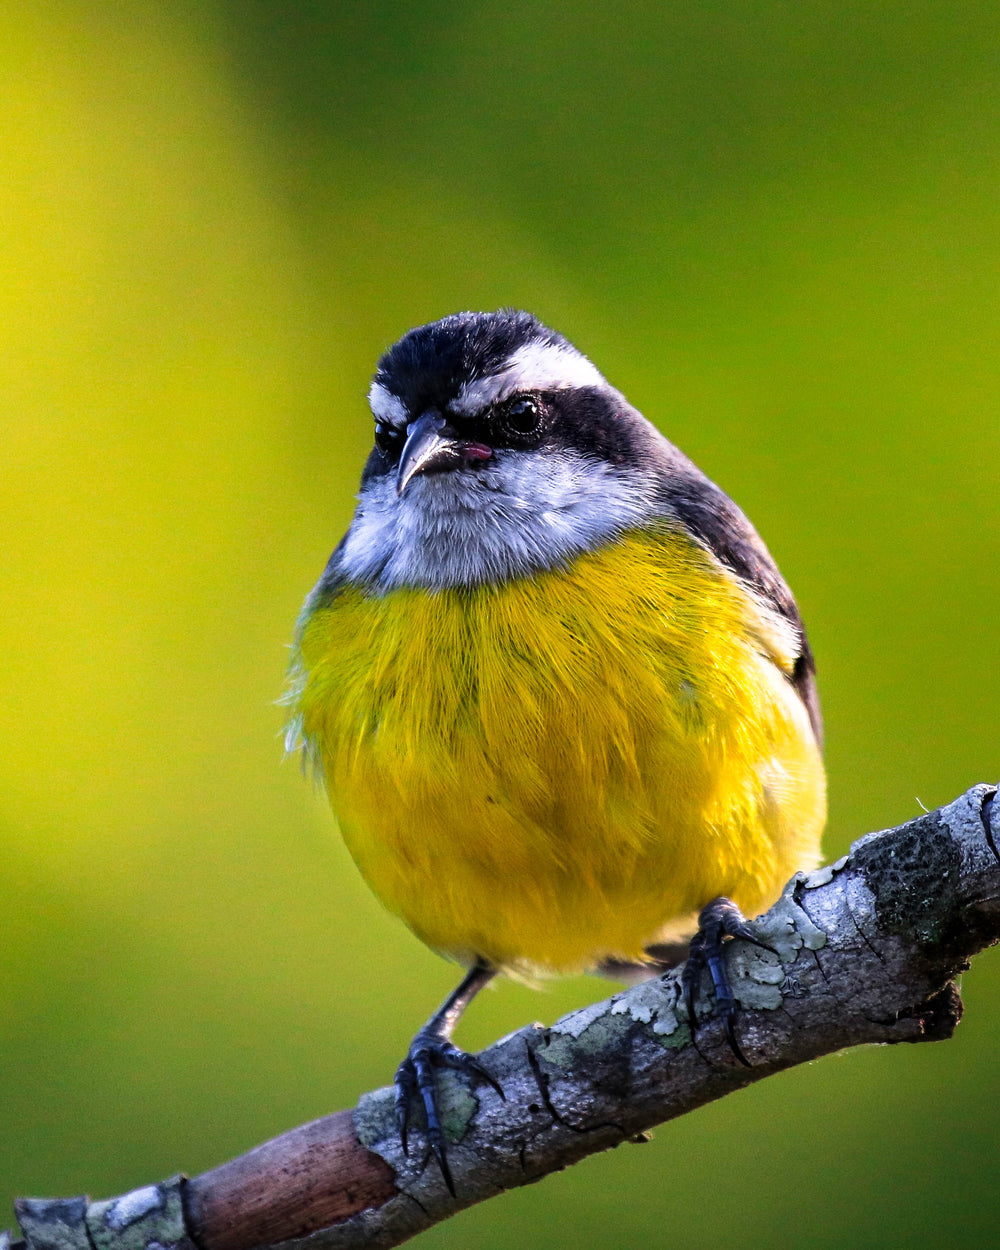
[394, 960, 503, 1194]
[680, 897, 776, 1066]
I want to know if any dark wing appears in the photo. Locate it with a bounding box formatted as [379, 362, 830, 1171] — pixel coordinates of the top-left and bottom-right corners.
[646, 433, 823, 749]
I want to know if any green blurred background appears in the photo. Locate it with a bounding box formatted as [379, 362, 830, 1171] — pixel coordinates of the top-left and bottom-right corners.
[2, 2, 999, 1246]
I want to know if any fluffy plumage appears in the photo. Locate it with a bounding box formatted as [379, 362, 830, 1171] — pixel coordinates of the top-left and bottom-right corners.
[286, 309, 826, 975]
[291, 526, 822, 972]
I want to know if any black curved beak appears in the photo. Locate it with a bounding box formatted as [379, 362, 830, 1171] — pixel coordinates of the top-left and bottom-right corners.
[396, 412, 462, 495]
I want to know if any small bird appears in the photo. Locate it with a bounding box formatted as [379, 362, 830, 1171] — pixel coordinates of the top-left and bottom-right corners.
[285, 310, 825, 1190]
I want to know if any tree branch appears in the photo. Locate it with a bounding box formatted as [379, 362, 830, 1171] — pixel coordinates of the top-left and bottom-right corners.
[10, 784, 1000, 1250]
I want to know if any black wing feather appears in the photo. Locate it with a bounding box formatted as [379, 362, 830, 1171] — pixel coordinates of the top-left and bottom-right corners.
[644, 427, 823, 749]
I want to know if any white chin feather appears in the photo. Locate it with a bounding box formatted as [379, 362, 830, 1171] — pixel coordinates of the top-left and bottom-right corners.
[338, 448, 657, 590]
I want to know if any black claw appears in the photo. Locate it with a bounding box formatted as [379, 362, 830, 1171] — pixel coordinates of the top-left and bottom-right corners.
[430, 1139, 456, 1197]
[724, 1011, 751, 1068]
[394, 1031, 504, 1192]
[459, 1053, 506, 1101]
[393, 962, 499, 1193]
[681, 896, 773, 1065]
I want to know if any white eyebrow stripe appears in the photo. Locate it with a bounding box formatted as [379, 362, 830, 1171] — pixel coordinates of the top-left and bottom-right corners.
[452, 340, 607, 415]
[368, 381, 409, 428]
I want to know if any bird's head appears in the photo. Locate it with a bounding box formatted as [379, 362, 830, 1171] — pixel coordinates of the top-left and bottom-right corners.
[338, 310, 668, 590]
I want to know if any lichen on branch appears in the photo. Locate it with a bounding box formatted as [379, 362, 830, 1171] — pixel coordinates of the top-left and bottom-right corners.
[10, 784, 1000, 1250]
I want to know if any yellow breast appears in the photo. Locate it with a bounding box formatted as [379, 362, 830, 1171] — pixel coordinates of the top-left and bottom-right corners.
[291, 525, 825, 973]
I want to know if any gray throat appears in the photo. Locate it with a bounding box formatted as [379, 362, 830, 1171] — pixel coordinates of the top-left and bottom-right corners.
[337, 447, 660, 591]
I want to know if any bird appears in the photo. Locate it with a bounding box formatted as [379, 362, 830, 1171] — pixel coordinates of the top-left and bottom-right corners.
[285, 309, 826, 1192]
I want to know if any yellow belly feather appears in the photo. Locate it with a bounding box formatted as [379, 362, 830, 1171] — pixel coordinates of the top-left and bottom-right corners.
[293, 527, 825, 973]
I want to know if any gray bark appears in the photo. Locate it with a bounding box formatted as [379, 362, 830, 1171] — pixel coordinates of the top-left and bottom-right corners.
[9, 784, 1000, 1250]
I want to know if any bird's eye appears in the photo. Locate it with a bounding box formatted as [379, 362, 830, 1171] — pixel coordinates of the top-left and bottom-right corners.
[374, 421, 404, 454]
[498, 395, 542, 437]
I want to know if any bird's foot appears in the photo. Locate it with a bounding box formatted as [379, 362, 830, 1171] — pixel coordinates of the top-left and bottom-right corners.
[394, 1030, 504, 1195]
[680, 896, 776, 1066]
